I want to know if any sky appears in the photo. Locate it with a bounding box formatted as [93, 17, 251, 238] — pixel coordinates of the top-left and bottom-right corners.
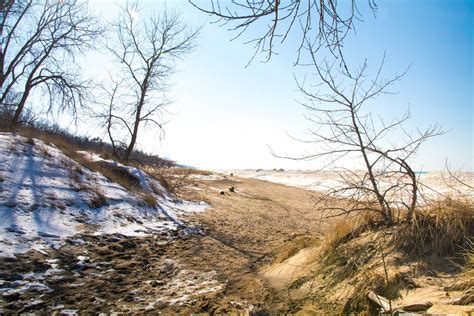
[84, 0, 473, 171]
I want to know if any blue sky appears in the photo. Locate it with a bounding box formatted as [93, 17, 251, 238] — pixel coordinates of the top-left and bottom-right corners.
[86, 0, 473, 171]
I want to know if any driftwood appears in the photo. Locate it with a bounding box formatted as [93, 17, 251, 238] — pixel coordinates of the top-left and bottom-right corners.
[444, 280, 474, 291]
[367, 291, 433, 313]
[367, 291, 390, 312]
[446, 287, 474, 305]
[395, 302, 433, 312]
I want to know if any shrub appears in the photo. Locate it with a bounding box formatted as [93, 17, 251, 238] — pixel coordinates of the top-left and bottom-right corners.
[146, 166, 193, 195]
[11, 122, 174, 167]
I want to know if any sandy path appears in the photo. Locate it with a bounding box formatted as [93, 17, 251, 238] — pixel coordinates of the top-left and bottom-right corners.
[0, 173, 326, 314]
[164, 175, 326, 312]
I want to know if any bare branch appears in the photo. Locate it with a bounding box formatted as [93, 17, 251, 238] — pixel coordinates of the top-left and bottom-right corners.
[190, 0, 377, 66]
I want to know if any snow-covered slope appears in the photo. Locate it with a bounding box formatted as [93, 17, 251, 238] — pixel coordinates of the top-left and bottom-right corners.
[0, 133, 208, 257]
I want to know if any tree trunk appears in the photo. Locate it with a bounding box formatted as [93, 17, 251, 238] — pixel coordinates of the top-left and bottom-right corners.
[400, 159, 417, 221]
[11, 87, 29, 128]
[124, 129, 137, 161]
[124, 73, 150, 162]
[124, 95, 144, 161]
[350, 104, 393, 225]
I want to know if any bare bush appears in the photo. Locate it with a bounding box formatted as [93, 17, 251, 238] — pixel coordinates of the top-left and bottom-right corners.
[146, 166, 193, 195]
[277, 47, 443, 225]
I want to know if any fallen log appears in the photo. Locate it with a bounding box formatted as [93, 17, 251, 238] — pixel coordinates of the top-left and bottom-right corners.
[367, 291, 390, 312]
[367, 291, 433, 313]
[395, 302, 433, 312]
[446, 286, 474, 305]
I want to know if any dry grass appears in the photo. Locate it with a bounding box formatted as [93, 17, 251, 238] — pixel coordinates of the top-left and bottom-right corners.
[320, 198, 473, 260]
[446, 243, 474, 291]
[321, 212, 381, 254]
[90, 161, 141, 191]
[272, 235, 321, 264]
[23, 130, 140, 192]
[16, 128, 169, 210]
[299, 198, 474, 313]
[68, 165, 83, 187]
[465, 246, 474, 282]
[88, 186, 107, 209]
[395, 198, 474, 257]
[149, 181, 165, 197]
[19, 127, 85, 160]
[141, 192, 157, 208]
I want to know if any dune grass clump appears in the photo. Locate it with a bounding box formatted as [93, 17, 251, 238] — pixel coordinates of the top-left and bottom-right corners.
[465, 246, 474, 283]
[88, 186, 107, 209]
[395, 198, 474, 257]
[310, 198, 474, 313]
[141, 192, 157, 208]
[320, 211, 381, 254]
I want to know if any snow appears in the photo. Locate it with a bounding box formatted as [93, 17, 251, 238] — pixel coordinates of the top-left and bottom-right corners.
[226, 169, 474, 201]
[0, 133, 209, 257]
[142, 260, 224, 307]
[223, 169, 346, 191]
[188, 173, 226, 181]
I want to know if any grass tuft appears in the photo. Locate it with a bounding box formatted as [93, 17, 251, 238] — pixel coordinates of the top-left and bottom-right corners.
[88, 186, 107, 209]
[141, 192, 157, 208]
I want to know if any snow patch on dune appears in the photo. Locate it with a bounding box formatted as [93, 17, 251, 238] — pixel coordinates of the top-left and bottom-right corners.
[0, 133, 209, 257]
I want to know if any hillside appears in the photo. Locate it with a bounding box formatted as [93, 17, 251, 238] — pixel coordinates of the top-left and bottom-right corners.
[0, 133, 208, 258]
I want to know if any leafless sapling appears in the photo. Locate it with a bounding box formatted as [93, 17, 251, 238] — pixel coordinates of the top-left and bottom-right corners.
[280, 46, 443, 225]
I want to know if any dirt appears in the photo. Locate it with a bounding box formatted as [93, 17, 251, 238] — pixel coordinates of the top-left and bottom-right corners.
[1, 171, 472, 315]
[0, 173, 325, 314]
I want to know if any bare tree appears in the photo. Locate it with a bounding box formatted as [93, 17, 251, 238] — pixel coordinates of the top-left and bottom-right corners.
[0, 0, 102, 127]
[190, 0, 377, 66]
[102, 2, 199, 162]
[277, 46, 443, 225]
